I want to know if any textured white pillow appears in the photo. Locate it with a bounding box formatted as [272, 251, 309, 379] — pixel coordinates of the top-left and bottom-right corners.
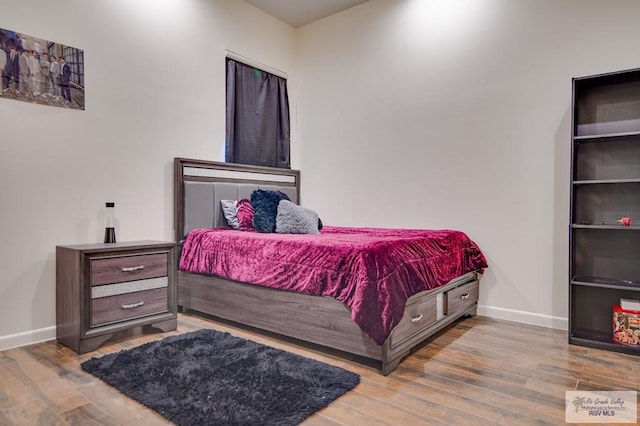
[275, 200, 319, 235]
[220, 200, 240, 230]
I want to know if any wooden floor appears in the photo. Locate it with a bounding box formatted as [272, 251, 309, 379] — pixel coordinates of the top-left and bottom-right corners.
[1, 314, 639, 425]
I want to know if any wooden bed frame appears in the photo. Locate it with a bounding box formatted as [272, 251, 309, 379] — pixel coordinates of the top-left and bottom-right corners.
[174, 157, 481, 374]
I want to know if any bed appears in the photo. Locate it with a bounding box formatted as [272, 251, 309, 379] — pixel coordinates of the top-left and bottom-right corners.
[174, 157, 487, 374]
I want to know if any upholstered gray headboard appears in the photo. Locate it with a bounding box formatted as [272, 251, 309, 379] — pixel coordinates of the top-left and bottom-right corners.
[174, 158, 300, 242]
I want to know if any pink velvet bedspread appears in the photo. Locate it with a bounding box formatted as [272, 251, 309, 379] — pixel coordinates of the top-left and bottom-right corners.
[179, 226, 487, 345]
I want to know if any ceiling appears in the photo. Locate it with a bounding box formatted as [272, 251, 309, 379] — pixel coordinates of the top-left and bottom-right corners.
[243, 0, 369, 28]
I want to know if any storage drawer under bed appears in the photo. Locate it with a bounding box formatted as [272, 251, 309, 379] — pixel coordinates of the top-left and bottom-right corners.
[389, 293, 438, 348]
[445, 280, 479, 316]
[389, 279, 479, 349]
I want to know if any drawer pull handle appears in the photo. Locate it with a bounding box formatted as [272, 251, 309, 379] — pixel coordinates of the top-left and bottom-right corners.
[411, 314, 423, 324]
[121, 265, 145, 272]
[460, 293, 470, 300]
[121, 301, 144, 309]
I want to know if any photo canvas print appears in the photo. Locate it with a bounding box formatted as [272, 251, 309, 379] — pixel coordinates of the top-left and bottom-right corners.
[0, 27, 84, 110]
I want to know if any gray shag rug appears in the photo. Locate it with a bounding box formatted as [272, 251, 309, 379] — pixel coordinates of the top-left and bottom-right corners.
[81, 329, 360, 425]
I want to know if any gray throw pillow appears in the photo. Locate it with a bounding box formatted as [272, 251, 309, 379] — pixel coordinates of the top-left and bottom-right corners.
[220, 200, 240, 230]
[275, 200, 319, 235]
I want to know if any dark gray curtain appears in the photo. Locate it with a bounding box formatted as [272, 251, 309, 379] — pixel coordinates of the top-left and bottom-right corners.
[225, 58, 290, 169]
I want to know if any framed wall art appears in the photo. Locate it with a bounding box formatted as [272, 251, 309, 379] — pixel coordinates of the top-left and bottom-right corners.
[1, 27, 84, 110]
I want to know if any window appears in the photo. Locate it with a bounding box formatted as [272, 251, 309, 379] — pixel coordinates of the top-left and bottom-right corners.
[225, 58, 290, 169]
[62, 46, 84, 87]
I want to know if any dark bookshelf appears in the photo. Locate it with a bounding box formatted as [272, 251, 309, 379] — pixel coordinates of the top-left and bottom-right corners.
[570, 67, 640, 355]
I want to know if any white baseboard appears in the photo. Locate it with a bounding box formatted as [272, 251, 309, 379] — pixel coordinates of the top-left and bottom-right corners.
[478, 304, 568, 331]
[0, 306, 568, 352]
[0, 326, 56, 352]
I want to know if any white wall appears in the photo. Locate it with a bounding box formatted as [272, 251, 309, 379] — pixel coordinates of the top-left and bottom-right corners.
[295, 0, 640, 328]
[0, 0, 296, 349]
[4, 0, 640, 350]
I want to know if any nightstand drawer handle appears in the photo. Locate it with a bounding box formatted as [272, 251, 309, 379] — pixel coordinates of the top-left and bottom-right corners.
[460, 293, 470, 300]
[121, 301, 144, 309]
[411, 314, 423, 323]
[120, 265, 145, 272]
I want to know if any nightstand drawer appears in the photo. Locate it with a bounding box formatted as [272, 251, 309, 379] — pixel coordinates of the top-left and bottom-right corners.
[92, 287, 168, 326]
[91, 253, 168, 286]
[446, 280, 479, 316]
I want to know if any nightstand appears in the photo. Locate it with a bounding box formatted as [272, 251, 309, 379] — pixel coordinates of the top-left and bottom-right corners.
[56, 240, 177, 353]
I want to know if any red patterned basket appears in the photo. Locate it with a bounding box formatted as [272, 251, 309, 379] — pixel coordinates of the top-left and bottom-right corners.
[613, 305, 640, 346]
